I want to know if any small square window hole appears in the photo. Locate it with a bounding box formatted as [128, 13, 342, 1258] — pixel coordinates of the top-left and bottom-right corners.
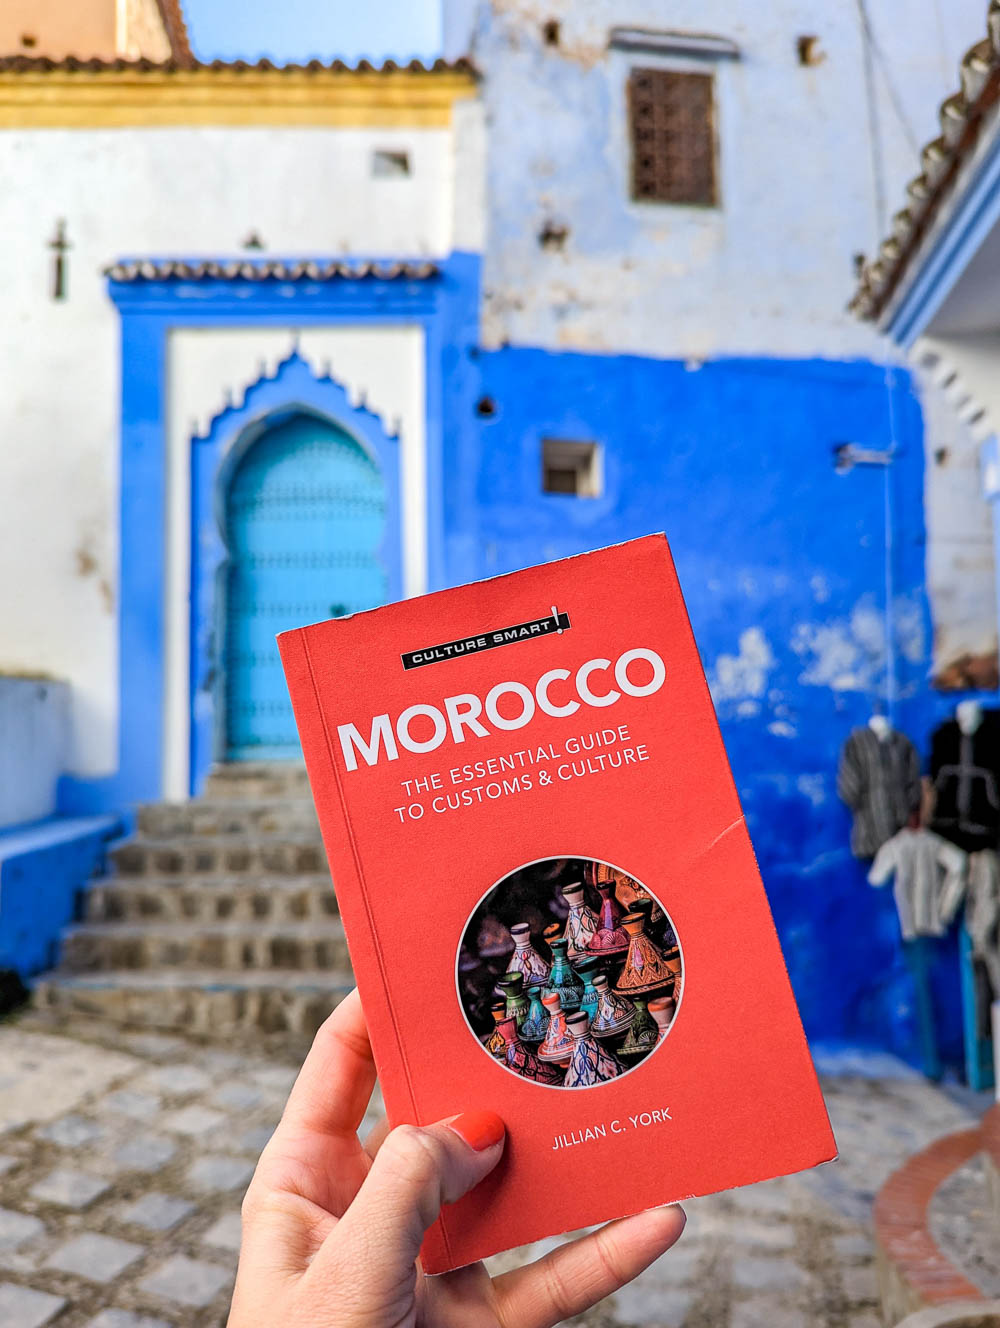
[542, 439, 602, 497]
[372, 150, 411, 178]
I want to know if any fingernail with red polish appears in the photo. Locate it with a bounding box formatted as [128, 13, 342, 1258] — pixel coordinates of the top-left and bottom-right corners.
[447, 1110, 506, 1151]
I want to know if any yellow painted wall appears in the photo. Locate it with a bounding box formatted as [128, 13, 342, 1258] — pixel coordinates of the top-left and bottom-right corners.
[0, 68, 477, 129]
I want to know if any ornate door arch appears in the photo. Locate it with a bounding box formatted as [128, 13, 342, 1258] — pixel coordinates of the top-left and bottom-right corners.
[191, 351, 402, 783]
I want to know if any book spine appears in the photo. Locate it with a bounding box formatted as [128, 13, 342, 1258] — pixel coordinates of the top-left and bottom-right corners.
[276, 627, 421, 1138]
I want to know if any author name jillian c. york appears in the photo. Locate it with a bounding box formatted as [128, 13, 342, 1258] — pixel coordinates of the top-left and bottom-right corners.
[553, 1108, 672, 1151]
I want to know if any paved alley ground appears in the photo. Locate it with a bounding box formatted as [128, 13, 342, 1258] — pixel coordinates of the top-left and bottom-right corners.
[0, 1013, 990, 1328]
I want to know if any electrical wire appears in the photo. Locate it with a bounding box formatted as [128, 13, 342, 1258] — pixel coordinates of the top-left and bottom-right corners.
[856, 0, 901, 725]
[855, 0, 922, 156]
[882, 372, 899, 725]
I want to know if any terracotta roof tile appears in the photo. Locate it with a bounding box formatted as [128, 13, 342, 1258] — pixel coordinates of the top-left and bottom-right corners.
[104, 259, 441, 283]
[852, 3, 1000, 321]
[0, 53, 474, 75]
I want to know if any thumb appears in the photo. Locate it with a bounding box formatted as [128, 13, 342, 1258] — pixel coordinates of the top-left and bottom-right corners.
[314, 1111, 504, 1302]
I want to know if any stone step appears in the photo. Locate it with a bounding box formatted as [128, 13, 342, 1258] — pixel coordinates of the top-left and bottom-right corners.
[203, 763, 312, 800]
[33, 969, 353, 1036]
[136, 798, 319, 838]
[111, 834, 327, 878]
[60, 920, 351, 973]
[83, 875, 339, 924]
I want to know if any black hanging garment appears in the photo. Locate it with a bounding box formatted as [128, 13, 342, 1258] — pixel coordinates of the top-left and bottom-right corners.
[929, 713, 1000, 853]
[837, 727, 921, 859]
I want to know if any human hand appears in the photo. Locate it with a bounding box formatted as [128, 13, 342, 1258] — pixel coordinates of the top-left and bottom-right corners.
[228, 988, 686, 1328]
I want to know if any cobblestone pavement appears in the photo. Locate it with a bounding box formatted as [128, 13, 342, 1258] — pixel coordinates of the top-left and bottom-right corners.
[930, 1154, 1000, 1298]
[0, 1015, 990, 1328]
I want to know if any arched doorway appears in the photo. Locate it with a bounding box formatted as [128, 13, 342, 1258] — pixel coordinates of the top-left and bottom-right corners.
[221, 409, 387, 760]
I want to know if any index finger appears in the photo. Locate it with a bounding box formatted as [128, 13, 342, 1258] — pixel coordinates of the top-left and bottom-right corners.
[274, 988, 377, 1141]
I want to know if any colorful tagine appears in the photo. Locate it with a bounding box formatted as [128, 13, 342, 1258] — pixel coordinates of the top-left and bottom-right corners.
[586, 882, 629, 956]
[614, 912, 677, 996]
[496, 970, 531, 1034]
[508, 923, 551, 988]
[648, 995, 676, 1042]
[563, 1011, 625, 1087]
[629, 891, 666, 941]
[483, 999, 508, 1059]
[521, 987, 550, 1041]
[497, 1015, 564, 1084]
[609, 872, 645, 913]
[574, 954, 603, 1021]
[537, 990, 574, 1064]
[620, 996, 659, 1057]
[560, 882, 599, 960]
[587, 861, 651, 915]
[543, 924, 585, 1012]
[589, 971, 635, 1037]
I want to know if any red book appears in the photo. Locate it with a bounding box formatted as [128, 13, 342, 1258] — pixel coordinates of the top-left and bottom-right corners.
[278, 534, 836, 1274]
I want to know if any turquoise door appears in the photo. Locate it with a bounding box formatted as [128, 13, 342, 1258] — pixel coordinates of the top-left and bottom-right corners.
[223, 411, 387, 760]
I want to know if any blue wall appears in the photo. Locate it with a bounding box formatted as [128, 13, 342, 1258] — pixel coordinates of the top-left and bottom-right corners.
[447, 348, 965, 1066]
[0, 816, 121, 978]
[63, 255, 481, 813]
[93, 253, 971, 1066]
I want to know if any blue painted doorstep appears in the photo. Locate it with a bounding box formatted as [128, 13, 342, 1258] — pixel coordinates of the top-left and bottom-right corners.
[0, 815, 121, 978]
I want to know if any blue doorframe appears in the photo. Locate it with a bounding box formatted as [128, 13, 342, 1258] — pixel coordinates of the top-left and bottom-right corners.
[58, 254, 482, 814]
[191, 351, 402, 789]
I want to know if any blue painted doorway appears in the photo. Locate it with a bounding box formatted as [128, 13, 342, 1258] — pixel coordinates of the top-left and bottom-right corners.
[222, 409, 388, 760]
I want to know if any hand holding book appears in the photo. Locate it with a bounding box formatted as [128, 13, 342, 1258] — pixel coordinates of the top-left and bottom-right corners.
[278, 536, 835, 1270]
[228, 988, 687, 1327]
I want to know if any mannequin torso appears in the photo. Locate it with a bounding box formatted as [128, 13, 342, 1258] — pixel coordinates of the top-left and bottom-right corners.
[868, 714, 892, 742]
[956, 700, 984, 736]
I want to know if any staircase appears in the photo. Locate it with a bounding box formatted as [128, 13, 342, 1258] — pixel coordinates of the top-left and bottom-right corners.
[34, 765, 354, 1038]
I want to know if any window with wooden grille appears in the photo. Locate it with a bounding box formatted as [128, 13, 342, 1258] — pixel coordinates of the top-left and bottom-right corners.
[628, 67, 717, 206]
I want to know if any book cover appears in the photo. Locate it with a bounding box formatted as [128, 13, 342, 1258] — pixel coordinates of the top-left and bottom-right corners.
[277, 533, 836, 1274]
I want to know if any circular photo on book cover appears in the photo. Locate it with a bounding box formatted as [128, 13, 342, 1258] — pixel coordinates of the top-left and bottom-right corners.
[456, 857, 683, 1089]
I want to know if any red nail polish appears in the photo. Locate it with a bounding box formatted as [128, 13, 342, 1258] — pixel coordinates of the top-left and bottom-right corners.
[447, 1110, 505, 1151]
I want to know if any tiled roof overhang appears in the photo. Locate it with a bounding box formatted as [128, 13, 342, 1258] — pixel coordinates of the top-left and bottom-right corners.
[0, 54, 474, 75]
[104, 259, 441, 282]
[852, 4, 1000, 322]
[0, 56, 477, 127]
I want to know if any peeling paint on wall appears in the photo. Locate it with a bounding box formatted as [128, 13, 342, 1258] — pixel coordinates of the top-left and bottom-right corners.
[793, 603, 883, 693]
[796, 773, 826, 806]
[709, 626, 775, 704]
[791, 593, 925, 696]
[72, 520, 114, 616]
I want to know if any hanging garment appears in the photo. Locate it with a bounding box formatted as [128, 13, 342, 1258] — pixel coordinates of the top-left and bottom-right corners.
[972, 958, 995, 1041]
[868, 827, 967, 940]
[966, 849, 1000, 996]
[838, 726, 921, 859]
[929, 715, 1000, 852]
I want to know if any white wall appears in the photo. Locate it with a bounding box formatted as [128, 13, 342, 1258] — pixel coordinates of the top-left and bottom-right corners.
[914, 354, 998, 676]
[467, 0, 987, 359]
[0, 123, 458, 779]
[464, 0, 995, 680]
